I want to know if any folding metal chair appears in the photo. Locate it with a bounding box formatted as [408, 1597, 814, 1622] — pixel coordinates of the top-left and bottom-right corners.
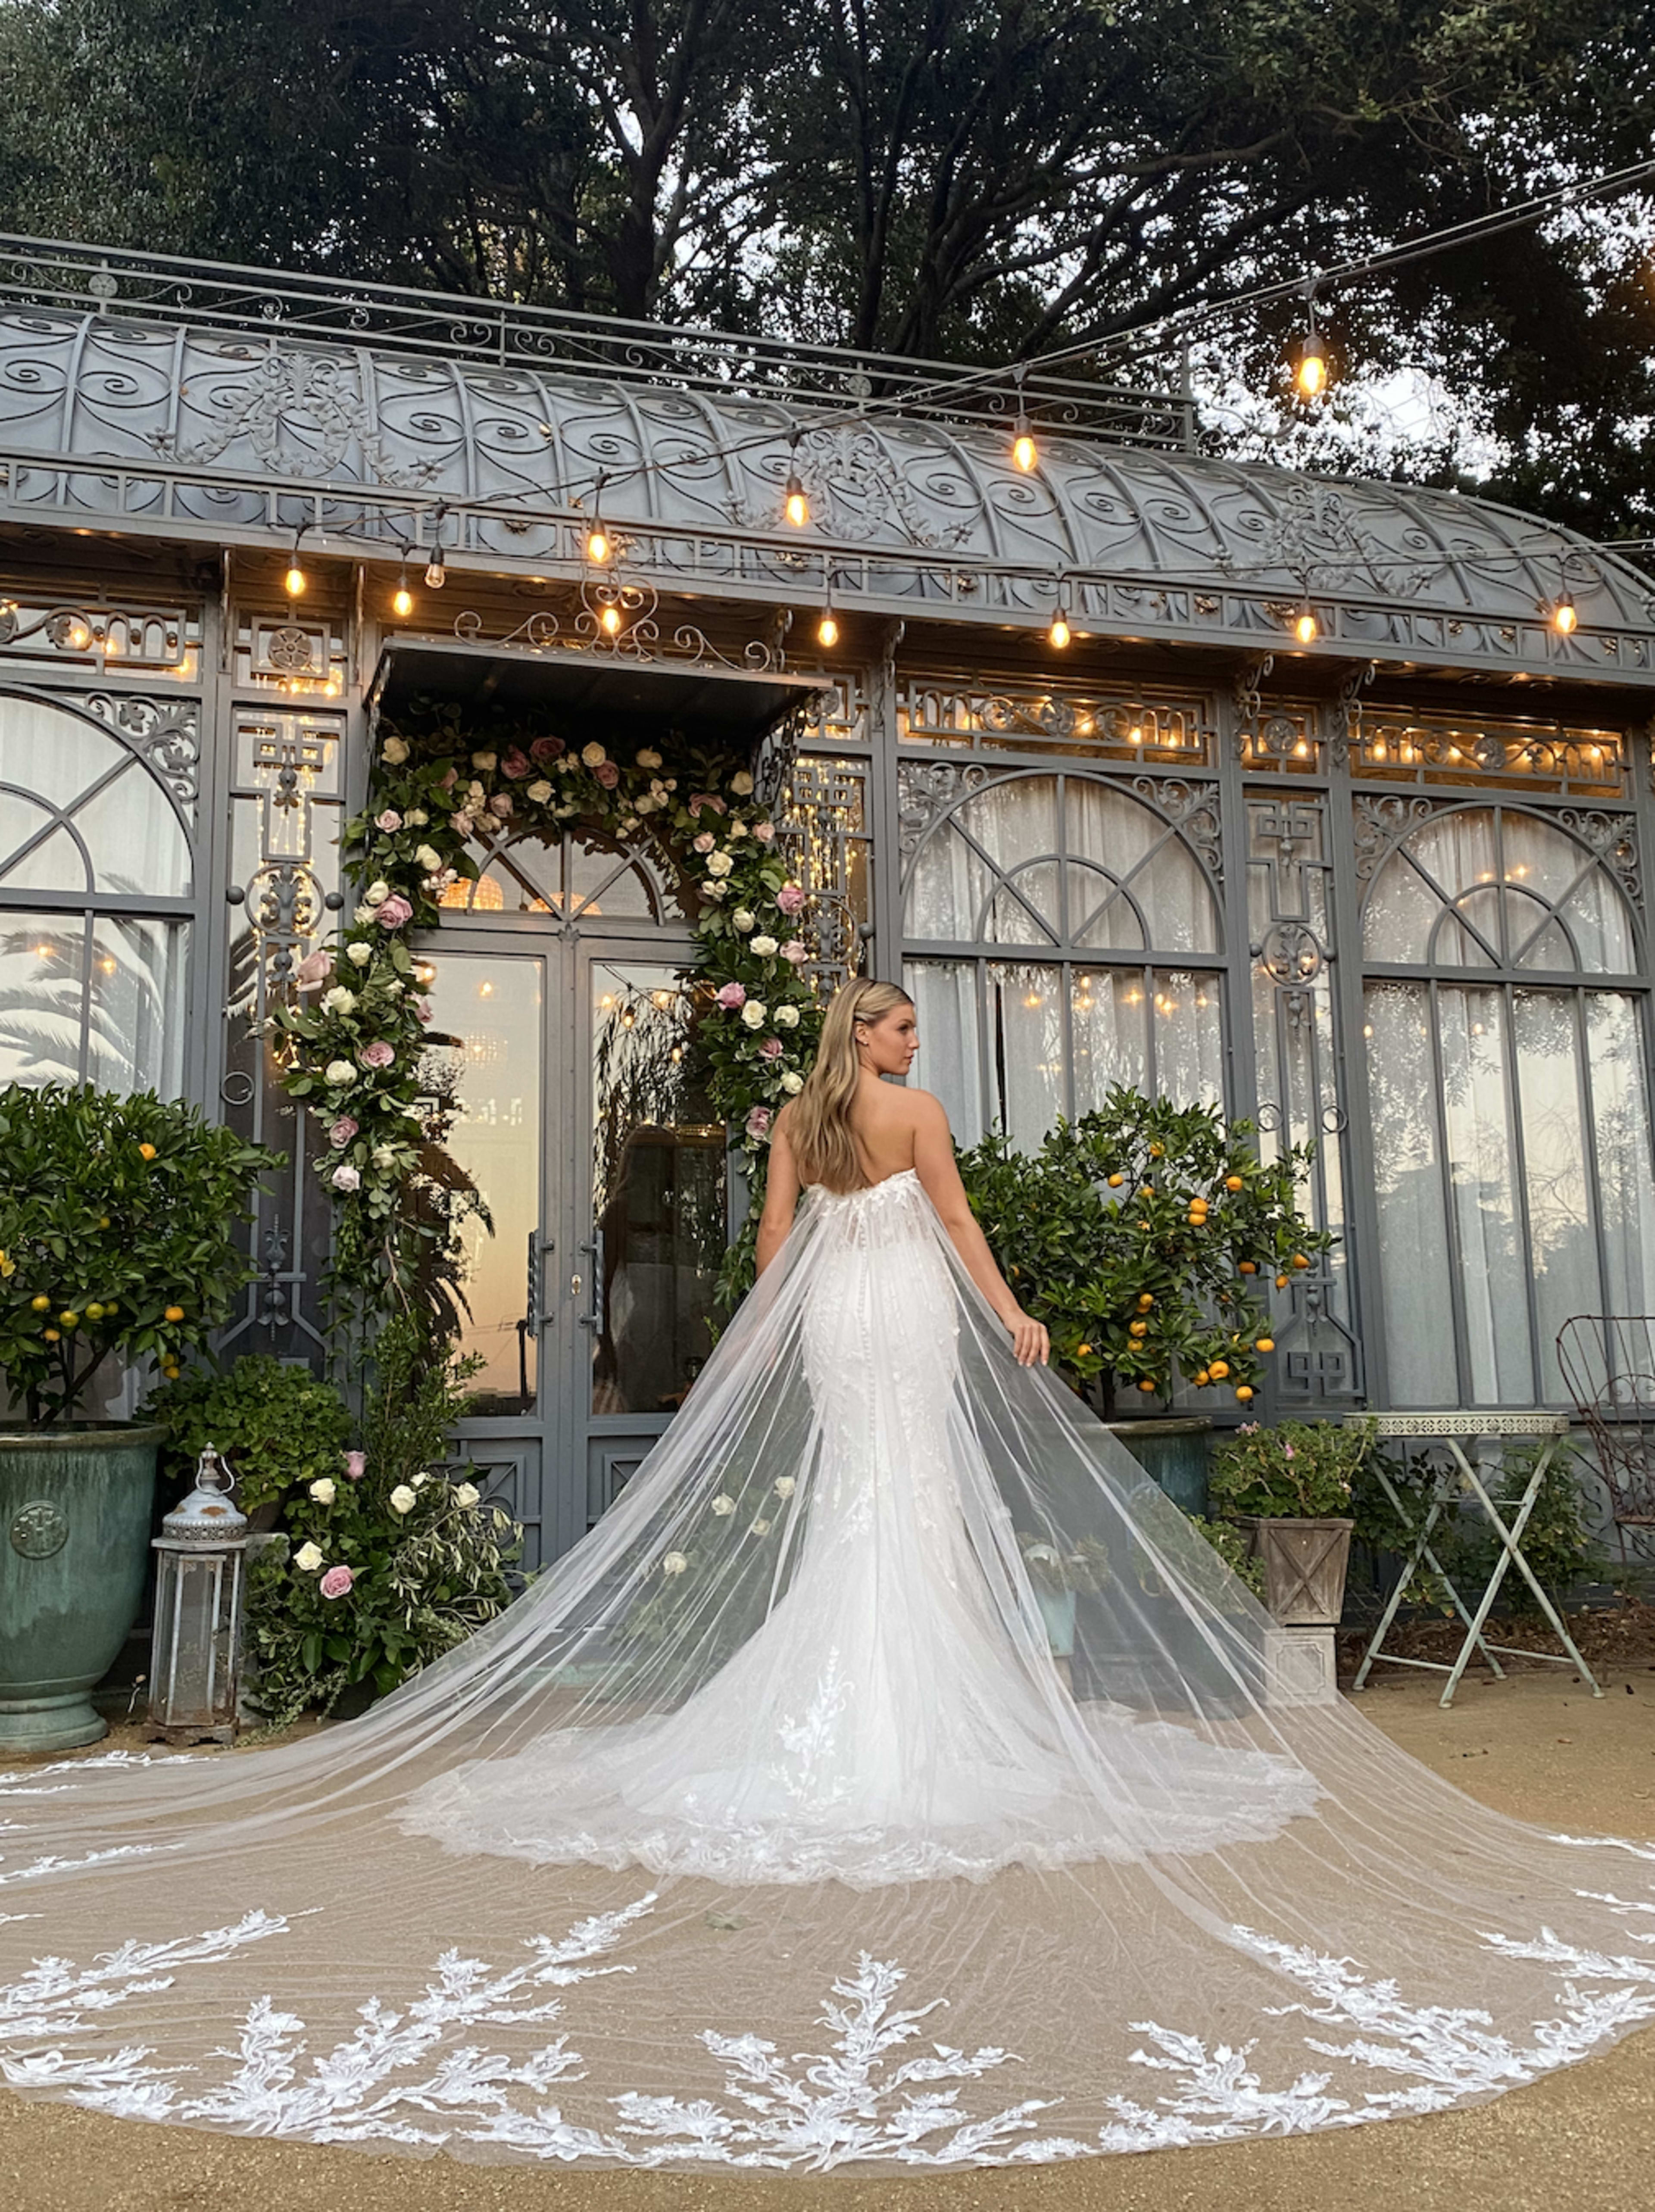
[1346, 1412, 1602, 1709]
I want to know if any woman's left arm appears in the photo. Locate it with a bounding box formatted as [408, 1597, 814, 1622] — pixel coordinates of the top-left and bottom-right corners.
[754, 1110, 803, 1278]
[911, 1095, 1049, 1367]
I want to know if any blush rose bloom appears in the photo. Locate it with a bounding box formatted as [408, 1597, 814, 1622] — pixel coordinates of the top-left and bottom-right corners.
[531, 735, 565, 763]
[781, 938, 809, 964]
[693, 831, 716, 854]
[345, 1450, 366, 1481]
[359, 1040, 396, 1069]
[375, 808, 403, 832]
[759, 1036, 784, 1059]
[594, 761, 620, 787]
[501, 748, 533, 779]
[753, 820, 776, 843]
[776, 882, 806, 915]
[487, 793, 514, 819]
[688, 792, 727, 817]
[319, 1565, 355, 1600]
[376, 894, 414, 929]
[328, 1115, 358, 1149]
[331, 1164, 361, 1192]
[714, 980, 746, 1010]
[294, 948, 332, 990]
[746, 1106, 772, 1139]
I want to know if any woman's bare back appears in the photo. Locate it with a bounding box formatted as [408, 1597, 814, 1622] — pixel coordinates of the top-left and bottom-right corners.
[844, 1072, 926, 1187]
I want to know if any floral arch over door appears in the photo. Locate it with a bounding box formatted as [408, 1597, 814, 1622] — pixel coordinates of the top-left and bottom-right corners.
[899, 767, 1224, 1147]
[1360, 801, 1655, 1407]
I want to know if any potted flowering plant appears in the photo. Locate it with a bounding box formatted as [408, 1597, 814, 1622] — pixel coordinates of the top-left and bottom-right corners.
[1207, 1417, 1374, 1626]
[0, 1082, 281, 1750]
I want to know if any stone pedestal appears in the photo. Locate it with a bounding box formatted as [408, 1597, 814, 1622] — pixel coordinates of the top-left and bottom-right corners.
[1265, 1624, 1339, 1707]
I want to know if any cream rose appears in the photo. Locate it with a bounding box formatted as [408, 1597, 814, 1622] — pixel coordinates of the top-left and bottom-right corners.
[309, 1477, 337, 1506]
[471, 751, 497, 771]
[454, 1482, 481, 1508]
[294, 1541, 325, 1572]
[389, 1484, 417, 1515]
[710, 1493, 736, 1516]
[750, 935, 778, 957]
[731, 770, 754, 795]
[774, 1003, 801, 1029]
[662, 1551, 689, 1576]
[731, 909, 756, 932]
[322, 985, 356, 1014]
[706, 850, 734, 878]
[741, 1001, 767, 1028]
[773, 1476, 796, 1499]
[381, 735, 409, 765]
[526, 779, 553, 803]
[581, 741, 607, 767]
[415, 844, 442, 873]
[324, 1059, 356, 1086]
[781, 1070, 804, 1095]
[346, 941, 372, 968]
[365, 880, 389, 907]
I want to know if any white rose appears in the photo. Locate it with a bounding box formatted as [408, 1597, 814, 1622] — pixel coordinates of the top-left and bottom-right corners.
[406, 808, 428, 827]
[582, 742, 607, 767]
[365, 880, 389, 907]
[781, 1070, 804, 1094]
[346, 940, 372, 968]
[662, 1551, 689, 1576]
[389, 1484, 417, 1515]
[750, 1517, 772, 1537]
[636, 748, 662, 769]
[322, 985, 356, 1014]
[526, 779, 553, 803]
[706, 850, 734, 877]
[710, 1495, 737, 1518]
[728, 820, 747, 838]
[454, 1482, 481, 1508]
[294, 1541, 325, 1572]
[372, 1144, 396, 1168]
[750, 935, 778, 957]
[773, 1477, 796, 1498]
[471, 751, 497, 771]
[384, 979, 404, 995]
[731, 771, 754, 795]
[555, 802, 578, 819]
[664, 778, 678, 791]
[415, 844, 442, 873]
[619, 817, 639, 835]
[353, 904, 376, 927]
[776, 1002, 802, 1029]
[731, 909, 756, 932]
[309, 1478, 336, 1506]
[412, 1471, 430, 1488]
[701, 880, 727, 900]
[325, 1059, 356, 1086]
[741, 1001, 767, 1028]
[381, 736, 409, 765]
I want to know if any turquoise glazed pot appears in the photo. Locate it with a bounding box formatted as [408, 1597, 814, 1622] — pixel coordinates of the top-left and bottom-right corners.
[1107, 1415, 1212, 1517]
[0, 1424, 164, 1754]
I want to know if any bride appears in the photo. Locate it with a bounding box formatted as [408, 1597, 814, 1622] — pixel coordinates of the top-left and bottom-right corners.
[1, 977, 1653, 2170]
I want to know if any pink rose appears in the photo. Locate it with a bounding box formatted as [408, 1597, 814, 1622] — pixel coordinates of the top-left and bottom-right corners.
[376, 894, 413, 929]
[331, 1163, 361, 1192]
[375, 808, 402, 832]
[715, 981, 746, 1010]
[693, 830, 716, 854]
[688, 792, 728, 817]
[593, 761, 620, 788]
[531, 735, 565, 763]
[776, 883, 806, 916]
[450, 811, 475, 837]
[440, 766, 460, 792]
[359, 1039, 395, 1069]
[781, 938, 809, 965]
[487, 792, 514, 819]
[416, 998, 433, 1023]
[328, 1115, 358, 1149]
[753, 820, 776, 843]
[294, 948, 332, 990]
[345, 1450, 366, 1481]
[745, 1106, 772, 1140]
[501, 748, 533, 780]
[759, 1037, 784, 1059]
[319, 1565, 355, 1600]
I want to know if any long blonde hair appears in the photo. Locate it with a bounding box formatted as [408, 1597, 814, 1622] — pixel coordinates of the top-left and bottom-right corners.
[787, 978, 913, 1193]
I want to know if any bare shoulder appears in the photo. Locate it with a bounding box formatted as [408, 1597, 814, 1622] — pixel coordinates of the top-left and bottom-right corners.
[900, 1086, 951, 1133]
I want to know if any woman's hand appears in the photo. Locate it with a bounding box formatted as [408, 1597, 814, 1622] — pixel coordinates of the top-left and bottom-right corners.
[1007, 1308, 1049, 1367]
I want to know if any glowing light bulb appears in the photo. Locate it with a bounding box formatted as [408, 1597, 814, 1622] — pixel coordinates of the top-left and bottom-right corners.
[425, 557, 446, 589]
[818, 607, 839, 649]
[1012, 417, 1038, 471]
[1294, 331, 1328, 399]
[1049, 607, 1071, 650]
[587, 523, 611, 564]
[601, 604, 623, 635]
[1552, 597, 1578, 635]
[1293, 607, 1319, 646]
[284, 562, 306, 597]
[66, 619, 91, 650]
[784, 471, 809, 528]
[392, 581, 414, 619]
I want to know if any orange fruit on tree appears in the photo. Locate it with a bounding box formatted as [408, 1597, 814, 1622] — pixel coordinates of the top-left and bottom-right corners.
[1076, 1342, 1093, 1357]
[1226, 1174, 1244, 1191]
[1209, 1358, 1230, 1379]
[43, 1328, 59, 1343]
[1193, 1369, 1210, 1387]
[85, 1302, 103, 1320]
[138, 1142, 156, 1161]
[1276, 1272, 1290, 1289]
[1239, 1260, 1257, 1274]
[1129, 1320, 1148, 1338]
[29, 1294, 49, 1312]
[1137, 1378, 1156, 1392]
[1291, 1253, 1310, 1269]
[1148, 1142, 1164, 1157]
[1107, 1172, 1124, 1187]
[1257, 1337, 1275, 1353]
[1235, 1385, 1254, 1402]
[164, 1304, 185, 1323]
[58, 1310, 78, 1329]
[1137, 1292, 1154, 1310]
[1139, 1184, 1155, 1197]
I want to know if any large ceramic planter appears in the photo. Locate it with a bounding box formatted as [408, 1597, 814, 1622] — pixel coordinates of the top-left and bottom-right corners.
[0, 1423, 165, 1753]
[1107, 1416, 1212, 1517]
[1240, 1514, 1354, 1626]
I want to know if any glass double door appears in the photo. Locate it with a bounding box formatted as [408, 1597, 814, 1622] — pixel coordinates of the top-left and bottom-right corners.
[421, 927, 728, 1566]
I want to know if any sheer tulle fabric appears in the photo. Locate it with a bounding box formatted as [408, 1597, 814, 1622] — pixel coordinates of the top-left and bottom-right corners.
[2, 1171, 1653, 2170]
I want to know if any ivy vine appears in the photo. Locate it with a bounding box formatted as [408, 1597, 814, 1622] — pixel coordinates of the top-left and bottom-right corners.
[273, 702, 821, 1311]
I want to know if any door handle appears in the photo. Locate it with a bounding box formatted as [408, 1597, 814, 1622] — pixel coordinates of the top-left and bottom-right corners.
[526, 1231, 556, 1332]
[577, 1231, 604, 1331]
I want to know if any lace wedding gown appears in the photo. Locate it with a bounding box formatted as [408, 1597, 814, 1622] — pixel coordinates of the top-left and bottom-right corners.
[2, 1169, 1653, 2170]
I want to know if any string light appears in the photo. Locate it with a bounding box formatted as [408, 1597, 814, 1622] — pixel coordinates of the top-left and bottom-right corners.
[783, 429, 809, 528]
[1552, 596, 1578, 635]
[391, 551, 414, 620]
[1292, 603, 1319, 646]
[1049, 584, 1071, 650]
[818, 600, 839, 649]
[601, 603, 623, 635]
[424, 506, 447, 589]
[1012, 411, 1038, 471]
[283, 529, 308, 598]
[586, 475, 613, 563]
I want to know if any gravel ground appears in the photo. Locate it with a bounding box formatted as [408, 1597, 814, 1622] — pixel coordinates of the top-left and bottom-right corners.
[3, 1666, 1653, 2212]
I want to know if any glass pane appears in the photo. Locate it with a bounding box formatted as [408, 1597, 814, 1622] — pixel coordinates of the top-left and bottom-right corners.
[905, 958, 982, 1145]
[1587, 992, 1655, 1324]
[589, 964, 726, 1417]
[1149, 969, 1224, 1105]
[1365, 980, 1457, 1405]
[0, 810, 94, 896]
[986, 962, 1064, 1147]
[84, 915, 189, 1096]
[569, 842, 655, 920]
[1067, 784, 1218, 954]
[422, 952, 544, 1414]
[1362, 850, 1443, 962]
[1071, 967, 1147, 1114]
[1438, 988, 1533, 1403]
[1066, 859, 1148, 953]
[0, 913, 89, 1085]
[1515, 911, 1576, 972]
[0, 701, 189, 897]
[905, 819, 990, 941]
[1511, 989, 1595, 1404]
[985, 861, 1060, 945]
[1443, 886, 1504, 964]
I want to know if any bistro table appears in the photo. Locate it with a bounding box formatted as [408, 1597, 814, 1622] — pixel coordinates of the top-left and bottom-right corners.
[1346, 1411, 1603, 1710]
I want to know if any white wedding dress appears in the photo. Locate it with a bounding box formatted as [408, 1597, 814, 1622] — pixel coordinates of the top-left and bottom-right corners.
[2, 1168, 1654, 2170]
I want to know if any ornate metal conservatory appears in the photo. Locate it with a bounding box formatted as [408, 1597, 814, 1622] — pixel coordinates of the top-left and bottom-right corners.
[2, 236, 1653, 1563]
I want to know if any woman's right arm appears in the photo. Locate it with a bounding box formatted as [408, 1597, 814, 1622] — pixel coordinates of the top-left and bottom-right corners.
[754, 1109, 803, 1277]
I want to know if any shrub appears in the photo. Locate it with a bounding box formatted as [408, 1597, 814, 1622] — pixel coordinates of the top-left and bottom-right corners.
[1208, 1416, 1373, 1520]
[143, 1354, 353, 1518]
[0, 1083, 282, 1425]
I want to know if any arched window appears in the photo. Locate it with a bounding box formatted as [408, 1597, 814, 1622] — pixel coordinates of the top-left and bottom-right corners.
[1361, 804, 1655, 1406]
[901, 769, 1224, 1145]
[438, 827, 688, 925]
[0, 695, 193, 1092]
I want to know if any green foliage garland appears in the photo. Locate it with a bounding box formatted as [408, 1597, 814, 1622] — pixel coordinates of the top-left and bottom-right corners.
[273, 702, 822, 1309]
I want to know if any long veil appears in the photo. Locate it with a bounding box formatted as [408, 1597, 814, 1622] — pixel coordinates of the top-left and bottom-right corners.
[2, 1170, 1653, 2170]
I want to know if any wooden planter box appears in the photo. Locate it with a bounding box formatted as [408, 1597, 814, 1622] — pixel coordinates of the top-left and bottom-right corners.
[1240, 1516, 1354, 1627]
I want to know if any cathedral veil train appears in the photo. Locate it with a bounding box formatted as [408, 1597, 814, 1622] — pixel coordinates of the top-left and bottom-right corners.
[1, 976, 1652, 2172]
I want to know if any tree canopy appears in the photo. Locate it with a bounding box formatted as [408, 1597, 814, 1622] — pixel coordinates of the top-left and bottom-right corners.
[0, 0, 1651, 531]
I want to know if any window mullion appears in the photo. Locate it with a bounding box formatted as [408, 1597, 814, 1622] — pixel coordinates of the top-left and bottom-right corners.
[1426, 977, 1474, 1404]
[1501, 978, 1544, 1407]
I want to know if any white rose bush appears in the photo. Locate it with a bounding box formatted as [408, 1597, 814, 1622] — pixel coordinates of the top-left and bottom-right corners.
[274, 702, 824, 1315]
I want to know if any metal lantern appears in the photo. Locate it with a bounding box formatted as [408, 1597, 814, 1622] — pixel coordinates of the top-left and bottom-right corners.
[146, 1443, 249, 1746]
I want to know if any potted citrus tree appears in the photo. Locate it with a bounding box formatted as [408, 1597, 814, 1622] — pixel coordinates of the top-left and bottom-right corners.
[0, 1083, 280, 1752]
[1207, 1417, 1374, 1626]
